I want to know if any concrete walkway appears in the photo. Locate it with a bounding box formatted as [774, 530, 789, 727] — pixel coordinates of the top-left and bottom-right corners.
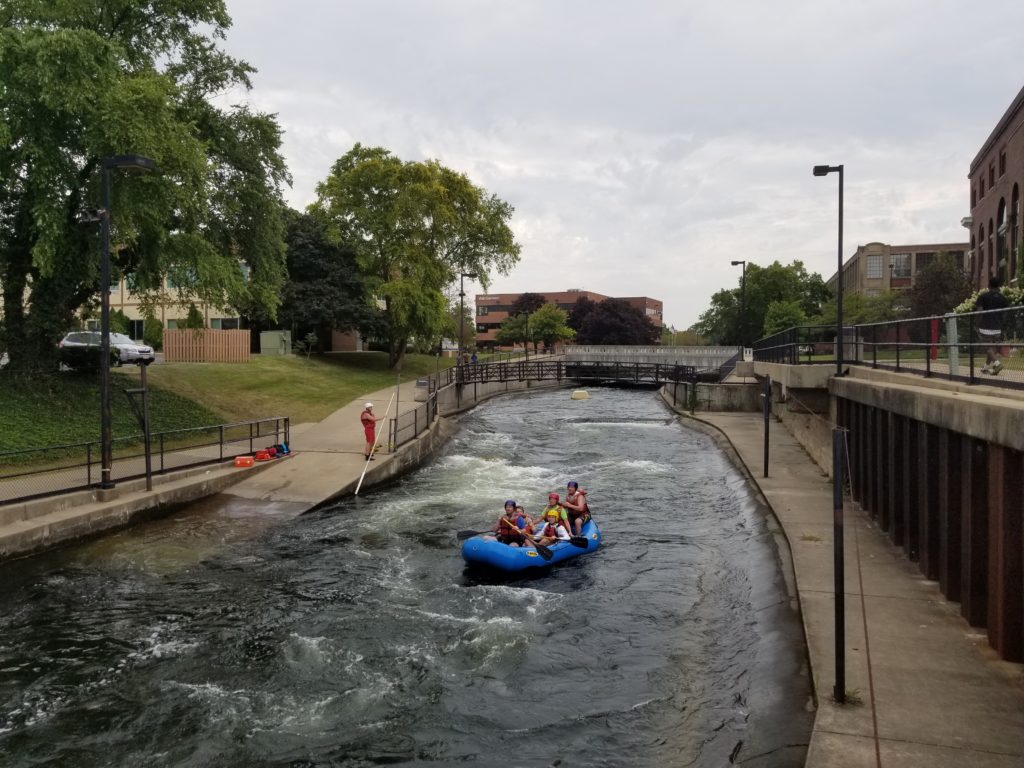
[222, 378, 427, 507]
[685, 409, 1024, 768]
[0, 379, 433, 559]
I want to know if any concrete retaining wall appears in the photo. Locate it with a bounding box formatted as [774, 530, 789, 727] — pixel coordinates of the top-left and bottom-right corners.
[663, 381, 763, 412]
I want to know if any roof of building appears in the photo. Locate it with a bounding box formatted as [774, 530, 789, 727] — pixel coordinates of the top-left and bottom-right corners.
[970, 83, 1024, 175]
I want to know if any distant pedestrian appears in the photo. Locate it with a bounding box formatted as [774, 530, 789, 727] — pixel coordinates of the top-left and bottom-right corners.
[470, 351, 478, 364]
[361, 402, 382, 460]
[975, 276, 1010, 375]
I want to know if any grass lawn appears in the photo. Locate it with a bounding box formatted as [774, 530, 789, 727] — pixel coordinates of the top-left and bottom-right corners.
[2, 352, 456, 452]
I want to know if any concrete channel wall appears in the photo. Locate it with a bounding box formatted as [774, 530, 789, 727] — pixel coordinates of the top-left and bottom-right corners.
[730, 361, 1024, 663]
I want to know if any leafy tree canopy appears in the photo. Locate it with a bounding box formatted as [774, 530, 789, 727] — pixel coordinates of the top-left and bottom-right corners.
[495, 312, 530, 350]
[312, 144, 520, 369]
[0, 0, 289, 372]
[811, 290, 908, 327]
[694, 261, 829, 344]
[529, 303, 575, 349]
[511, 292, 546, 316]
[567, 295, 597, 332]
[907, 252, 973, 318]
[279, 210, 380, 351]
[762, 299, 807, 337]
[575, 298, 660, 345]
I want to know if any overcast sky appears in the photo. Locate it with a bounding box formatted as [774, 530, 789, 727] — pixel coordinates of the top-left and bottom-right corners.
[221, 0, 1024, 329]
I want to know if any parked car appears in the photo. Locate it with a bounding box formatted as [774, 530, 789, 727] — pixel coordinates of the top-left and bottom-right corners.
[58, 331, 155, 369]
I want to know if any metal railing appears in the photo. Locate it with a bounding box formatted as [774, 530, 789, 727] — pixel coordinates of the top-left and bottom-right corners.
[389, 393, 438, 450]
[752, 307, 1024, 388]
[440, 359, 699, 387]
[0, 416, 289, 506]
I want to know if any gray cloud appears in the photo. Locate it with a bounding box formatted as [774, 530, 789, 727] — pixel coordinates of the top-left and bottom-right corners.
[223, 0, 1024, 328]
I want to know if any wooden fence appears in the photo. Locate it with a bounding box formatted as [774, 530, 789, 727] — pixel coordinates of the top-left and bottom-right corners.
[163, 329, 251, 363]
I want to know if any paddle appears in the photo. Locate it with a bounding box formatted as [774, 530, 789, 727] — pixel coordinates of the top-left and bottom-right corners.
[455, 529, 554, 561]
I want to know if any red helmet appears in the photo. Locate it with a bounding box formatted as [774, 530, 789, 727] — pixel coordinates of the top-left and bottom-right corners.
[548, 493, 559, 502]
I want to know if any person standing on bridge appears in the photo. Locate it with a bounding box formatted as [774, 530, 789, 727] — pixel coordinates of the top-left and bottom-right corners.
[361, 402, 383, 461]
[975, 276, 1010, 375]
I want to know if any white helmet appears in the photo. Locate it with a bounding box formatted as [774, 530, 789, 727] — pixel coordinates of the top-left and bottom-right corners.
[364, 402, 373, 409]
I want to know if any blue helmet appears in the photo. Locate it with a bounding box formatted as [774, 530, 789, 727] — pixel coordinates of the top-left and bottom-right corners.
[567, 481, 579, 490]
[504, 499, 516, 508]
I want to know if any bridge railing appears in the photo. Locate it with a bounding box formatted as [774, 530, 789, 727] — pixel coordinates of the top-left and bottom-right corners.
[0, 416, 290, 506]
[431, 359, 701, 390]
[755, 308, 1024, 388]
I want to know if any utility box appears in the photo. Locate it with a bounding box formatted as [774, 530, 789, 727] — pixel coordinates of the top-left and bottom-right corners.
[260, 330, 292, 356]
[414, 377, 432, 402]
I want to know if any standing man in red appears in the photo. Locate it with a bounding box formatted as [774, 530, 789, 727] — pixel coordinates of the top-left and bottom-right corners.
[361, 402, 382, 461]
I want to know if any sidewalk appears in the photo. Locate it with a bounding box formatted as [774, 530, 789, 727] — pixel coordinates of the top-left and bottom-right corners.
[688, 410, 1024, 768]
[0, 380, 432, 559]
[223, 378, 427, 506]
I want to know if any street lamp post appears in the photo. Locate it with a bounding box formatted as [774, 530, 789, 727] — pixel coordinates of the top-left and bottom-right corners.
[813, 161, 845, 705]
[731, 260, 747, 347]
[813, 164, 844, 377]
[458, 272, 478, 363]
[99, 154, 156, 490]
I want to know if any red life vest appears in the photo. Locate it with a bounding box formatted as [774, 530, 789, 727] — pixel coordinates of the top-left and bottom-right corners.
[498, 516, 520, 537]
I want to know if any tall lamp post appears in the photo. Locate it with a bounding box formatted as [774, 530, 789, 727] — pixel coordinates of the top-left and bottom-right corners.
[813, 161, 845, 705]
[813, 164, 844, 377]
[99, 154, 156, 490]
[731, 260, 747, 347]
[458, 272, 478, 362]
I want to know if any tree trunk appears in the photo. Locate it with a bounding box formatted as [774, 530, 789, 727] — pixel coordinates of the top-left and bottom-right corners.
[389, 337, 406, 370]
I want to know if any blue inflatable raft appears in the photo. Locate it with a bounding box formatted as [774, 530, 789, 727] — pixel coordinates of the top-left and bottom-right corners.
[461, 518, 602, 572]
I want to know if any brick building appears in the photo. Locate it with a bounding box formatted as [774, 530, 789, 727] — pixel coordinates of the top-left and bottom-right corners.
[967, 84, 1024, 287]
[826, 242, 969, 298]
[474, 289, 664, 348]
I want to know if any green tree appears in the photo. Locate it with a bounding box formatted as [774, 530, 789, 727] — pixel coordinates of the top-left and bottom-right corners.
[695, 261, 829, 343]
[183, 303, 206, 329]
[907, 252, 973, 318]
[279, 211, 379, 352]
[0, 1, 288, 373]
[495, 312, 531, 351]
[529, 303, 576, 350]
[762, 300, 807, 336]
[312, 144, 520, 369]
[812, 290, 907, 327]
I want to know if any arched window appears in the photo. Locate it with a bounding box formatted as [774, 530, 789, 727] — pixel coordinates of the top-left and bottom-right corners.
[1013, 184, 1020, 283]
[970, 234, 977, 281]
[997, 198, 1008, 280]
[979, 223, 986, 281]
[989, 218, 996, 280]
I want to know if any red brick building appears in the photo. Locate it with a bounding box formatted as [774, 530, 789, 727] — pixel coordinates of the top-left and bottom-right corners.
[967, 84, 1024, 287]
[474, 289, 664, 348]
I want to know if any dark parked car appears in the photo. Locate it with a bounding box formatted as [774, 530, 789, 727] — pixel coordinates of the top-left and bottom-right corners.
[59, 331, 155, 369]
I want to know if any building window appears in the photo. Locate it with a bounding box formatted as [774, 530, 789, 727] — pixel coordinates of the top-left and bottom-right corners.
[972, 187, 977, 208]
[865, 254, 883, 278]
[913, 252, 933, 274]
[210, 317, 239, 330]
[891, 253, 911, 278]
[981, 177, 986, 197]
[989, 163, 996, 187]
[999, 148, 1007, 176]
[128, 319, 145, 340]
[167, 319, 179, 330]
[476, 306, 489, 316]
[476, 324, 487, 334]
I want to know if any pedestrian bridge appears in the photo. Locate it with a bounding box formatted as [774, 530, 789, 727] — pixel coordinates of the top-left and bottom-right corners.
[565, 345, 741, 369]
